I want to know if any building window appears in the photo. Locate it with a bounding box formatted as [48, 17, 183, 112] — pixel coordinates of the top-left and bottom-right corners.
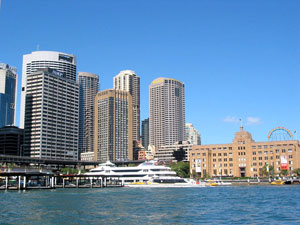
[229, 158, 233, 161]
[282, 149, 286, 153]
[259, 157, 262, 160]
[289, 155, 293, 159]
[276, 155, 280, 159]
[253, 152, 256, 155]
[253, 157, 256, 160]
[264, 157, 268, 160]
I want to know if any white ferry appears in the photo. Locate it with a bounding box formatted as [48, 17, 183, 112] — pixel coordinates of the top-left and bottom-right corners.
[85, 161, 181, 184]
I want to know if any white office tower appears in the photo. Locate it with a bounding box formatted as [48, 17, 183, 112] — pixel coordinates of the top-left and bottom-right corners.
[185, 123, 201, 145]
[149, 78, 185, 149]
[113, 70, 140, 141]
[24, 68, 79, 160]
[20, 51, 76, 128]
[78, 72, 99, 156]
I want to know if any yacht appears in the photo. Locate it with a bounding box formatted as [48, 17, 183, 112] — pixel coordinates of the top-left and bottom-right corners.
[85, 161, 179, 184]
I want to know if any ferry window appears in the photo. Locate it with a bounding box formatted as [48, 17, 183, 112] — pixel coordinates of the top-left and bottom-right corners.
[143, 169, 148, 172]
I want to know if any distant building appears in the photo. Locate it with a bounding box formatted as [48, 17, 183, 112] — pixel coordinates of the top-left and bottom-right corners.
[24, 68, 79, 160]
[154, 141, 193, 162]
[80, 152, 95, 162]
[149, 78, 185, 149]
[94, 89, 132, 162]
[20, 51, 77, 128]
[0, 63, 17, 127]
[114, 70, 140, 141]
[190, 127, 300, 178]
[0, 126, 24, 156]
[78, 72, 99, 157]
[185, 123, 201, 145]
[141, 118, 149, 150]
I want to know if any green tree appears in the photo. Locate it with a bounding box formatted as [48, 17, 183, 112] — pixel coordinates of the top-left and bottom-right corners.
[261, 164, 274, 177]
[280, 169, 288, 176]
[170, 161, 190, 178]
[292, 168, 300, 176]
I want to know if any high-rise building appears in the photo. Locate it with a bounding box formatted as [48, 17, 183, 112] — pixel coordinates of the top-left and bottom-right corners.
[94, 89, 132, 162]
[113, 70, 140, 141]
[185, 123, 201, 145]
[20, 51, 76, 128]
[0, 126, 24, 156]
[149, 78, 185, 149]
[24, 68, 79, 160]
[78, 72, 99, 157]
[141, 118, 149, 150]
[0, 63, 17, 127]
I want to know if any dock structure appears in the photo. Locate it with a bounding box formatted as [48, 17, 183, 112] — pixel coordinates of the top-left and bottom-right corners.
[0, 172, 124, 190]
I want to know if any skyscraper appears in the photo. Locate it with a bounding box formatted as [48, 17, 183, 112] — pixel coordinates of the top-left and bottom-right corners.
[185, 123, 201, 145]
[141, 118, 149, 150]
[149, 78, 185, 149]
[113, 70, 140, 141]
[94, 89, 132, 162]
[0, 63, 17, 127]
[24, 68, 79, 160]
[20, 51, 76, 128]
[78, 72, 99, 156]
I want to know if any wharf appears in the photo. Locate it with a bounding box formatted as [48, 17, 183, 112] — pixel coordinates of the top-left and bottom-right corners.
[0, 171, 124, 190]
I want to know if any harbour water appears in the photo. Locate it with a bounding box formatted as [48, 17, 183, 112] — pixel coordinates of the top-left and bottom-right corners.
[1, 186, 300, 224]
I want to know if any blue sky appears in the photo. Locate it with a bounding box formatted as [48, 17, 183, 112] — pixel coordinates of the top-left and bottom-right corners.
[0, 0, 299, 144]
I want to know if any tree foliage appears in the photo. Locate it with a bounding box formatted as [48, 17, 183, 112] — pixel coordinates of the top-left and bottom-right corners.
[293, 168, 300, 176]
[170, 161, 190, 178]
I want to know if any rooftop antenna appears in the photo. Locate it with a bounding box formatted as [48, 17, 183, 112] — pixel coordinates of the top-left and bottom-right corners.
[239, 118, 243, 130]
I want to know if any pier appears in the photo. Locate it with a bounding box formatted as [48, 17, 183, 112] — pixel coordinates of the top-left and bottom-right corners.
[0, 172, 124, 190]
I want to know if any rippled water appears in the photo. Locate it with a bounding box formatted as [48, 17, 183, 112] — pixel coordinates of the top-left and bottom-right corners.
[0, 186, 300, 224]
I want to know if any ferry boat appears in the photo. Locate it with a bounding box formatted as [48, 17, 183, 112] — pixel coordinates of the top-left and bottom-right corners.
[85, 161, 179, 184]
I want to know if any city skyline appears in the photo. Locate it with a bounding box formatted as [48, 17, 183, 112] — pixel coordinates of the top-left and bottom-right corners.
[0, 1, 299, 145]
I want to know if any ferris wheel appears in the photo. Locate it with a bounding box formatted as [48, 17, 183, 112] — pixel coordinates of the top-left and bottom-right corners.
[268, 127, 294, 141]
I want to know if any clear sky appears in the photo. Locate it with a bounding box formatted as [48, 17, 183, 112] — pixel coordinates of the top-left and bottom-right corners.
[0, 0, 299, 144]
